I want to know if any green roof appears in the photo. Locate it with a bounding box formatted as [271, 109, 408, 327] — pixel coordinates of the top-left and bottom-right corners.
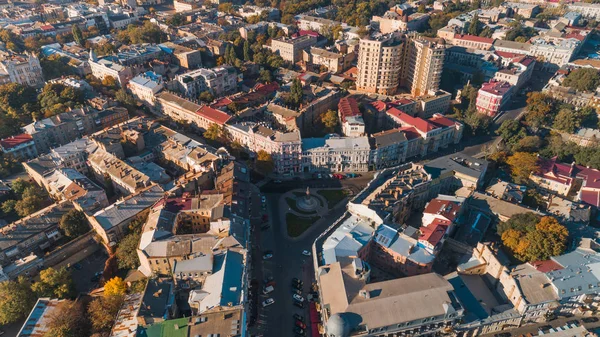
[138, 318, 189, 337]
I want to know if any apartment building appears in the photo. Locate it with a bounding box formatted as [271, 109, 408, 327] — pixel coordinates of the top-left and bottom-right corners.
[403, 36, 446, 97]
[451, 34, 494, 50]
[567, 2, 600, 19]
[369, 128, 408, 169]
[270, 35, 318, 63]
[41, 168, 109, 213]
[338, 97, 364, 137]
[0, 133, 37, 159]
[306, 47, 349, 74]
[175, 66, 237, 99]
[356, 33, 404, 95]
[128, 71, 164, 107]
[226, 122, 302, 174]
[89, 50, 134, 87]
[157, 92, 231, 131]
[0, 51, 44, 87]
[302, 136, 371, 173]
[372, 10, 430, 33]
[159, 42, 202, 69]
[493, 56, 535, 90]
[87, 150, 151, 195]
[476, 80, 513, 116]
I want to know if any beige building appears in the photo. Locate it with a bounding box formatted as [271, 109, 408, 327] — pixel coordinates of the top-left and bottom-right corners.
[87, 150, 152, 195]
[403, 36, 446, 97]
[270, 35, 318, 63]
[160, 42, 202, 69]
[356, 33, 404, 95]
[305, 47, 352, 74]
[0, 51, 44, 88]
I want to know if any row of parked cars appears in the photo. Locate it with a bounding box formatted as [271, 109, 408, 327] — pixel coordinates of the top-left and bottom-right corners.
[312, 173, 360, 180]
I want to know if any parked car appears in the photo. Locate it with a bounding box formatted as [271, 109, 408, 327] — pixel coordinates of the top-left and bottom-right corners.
[262, 298, 275, 307]
[294, 327, 305, 335]
[295, 320, 307, 329]
[90, 271, 102, 282]
[293, 314, 304, 322]
[72, 263, 82, 270]
[567, 320, 579, 326]
[293, 300, 304, 308]
[302, 250, 311, 256]
[263, 253, 273, 260]
[261, 196, 266, 203]
[292, 277, 302, 284]
[292, 294, 304, 302]
[263, 285, 275, 294]
[292, 289, 302, 296]
[261, 224, 271, 230]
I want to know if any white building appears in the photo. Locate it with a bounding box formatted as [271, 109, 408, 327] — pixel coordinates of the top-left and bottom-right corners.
[128, 71, 164, 107]
[175, 66, 237, 99]
[0, 51, 44, 87]
[88, 50, 133, 87]
[302, 136, 370, 172]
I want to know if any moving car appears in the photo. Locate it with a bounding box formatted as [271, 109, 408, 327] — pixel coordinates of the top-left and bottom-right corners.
[262, 298, 275, 307]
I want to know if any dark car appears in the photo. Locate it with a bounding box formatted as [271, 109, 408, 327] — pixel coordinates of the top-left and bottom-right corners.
[567, 320, 579, 326]
[293, 314, 304, 322]
[294, 327, 305, 335]
[293, 300, 304, 309]
[582, 317, 598, 323]
[295, 320, 307, 329]
[90, 271, 102, 282]
[292, 282, 303, 290]
[73, 263, 82, 270]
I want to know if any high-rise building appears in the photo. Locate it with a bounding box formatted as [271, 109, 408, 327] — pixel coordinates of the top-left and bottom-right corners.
[403, 37, 446, 97]
[356, 33, 404, 95]
[357, 33, 445, 97]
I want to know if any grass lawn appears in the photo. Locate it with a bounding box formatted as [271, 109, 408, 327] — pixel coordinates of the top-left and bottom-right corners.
[286, 213, 321, 237]
[285, 197, 317, 215]
[317, 189, 348, 209]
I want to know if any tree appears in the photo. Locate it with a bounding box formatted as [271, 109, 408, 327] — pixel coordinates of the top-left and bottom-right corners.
[468, 14, 481, 35]
[45, 300, 90, 337]
[243, 40, 251, 61]
[287, 78, 303, 108]
[0, 276, 36, 324]
[115, 89, 136, 111]
[418, 3, 427, 13]
[72, 25, 84, 46]
[1, 199, 16, 216]
[525, 92, 554, 129]
[320, 110, 339, 133]
[199, 91, 214, 103]
[101, 76, 117, 88]
[59, 209, 89, 238]
[88, 295, 123, 334]
[497, 212, 540, 235]
[500, 215, 568, 262]
[255, 150, 274, 174]
[506, 152, 539, 183]
[218, 3, 233, 13]
[497, 119, 527, 149]
[204, 124, 225, 142]
[31, 267, 75, 299]
[116, 232, 141, 270]
[562, 68, 600, 92]
[553, 107, 578, 133]
[14, 185, 46, 217]
[259, 69, 273, 83]
[11, 178, 32, 195]
[104, 277, 127, 297]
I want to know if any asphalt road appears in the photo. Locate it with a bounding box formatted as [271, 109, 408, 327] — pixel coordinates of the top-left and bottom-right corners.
[251, 176, 372, 337]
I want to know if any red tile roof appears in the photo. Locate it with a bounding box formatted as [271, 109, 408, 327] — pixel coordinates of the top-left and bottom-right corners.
[298, 30, 321, 38]
[480, 80, 512, 96]
[0, 133, 33, 150]
[196, 106, 232, 125]
[530, 260, 564, 273]
[494, 50, 525, 59]
[428, 115, 458, 128]
[515, 55, 535, 67]
[388, 108, 437, 133]
[210, 97, 233, 108]
[398, 126, 421, 140]
[424, 198, 463, 223]
[419, 219, 450, 247]
[338, 97, 360, 122]
[370, 100, 388, 112]
[454, 34, 494, 44]
[579, 190, 600, 208]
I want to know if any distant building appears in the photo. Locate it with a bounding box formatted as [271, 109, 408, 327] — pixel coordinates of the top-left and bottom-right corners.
[338, 97, 364, 137]
[175, 66, 237, 99]
[302, 136, 371, 173]
[88, 50, 134, 87]
[87, 150, 152, 195]
[270, 35, 318, 63]
[159, 42, 202, 69]
[0, 133, 37, 159]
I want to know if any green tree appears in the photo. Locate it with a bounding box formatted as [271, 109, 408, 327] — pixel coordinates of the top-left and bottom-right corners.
[256, 150, 274, 174]
[468, 13, 481, 35]
[59, 210, 89, 238]
[1, 199, 16, 216]
[104, 277, 127, 297]
[32, 267, 75, 299]
[11, 178, 32, 195]
[14, 185, 45, 217]
[418, 3, 426, 13]
[320, 109, 339, 132]
[101, 76, 117, 88]
[497, 212, 540, 235]
[514, 135, 542, 152]
[287, 78, 303, 108]
[497, 119, 527, 149]
[243, 40, 251, 61]
[88, 295, 123, 334]
[553, 107, 578, 133]
[525, 92, 554, 129]
[45, 300, 90, 337]
[501, 216, 568, 262]
[115, 89, 136, 111]
[259, 69, 273, 83]
[562, 68, 600, 92]
[0, 276, 36, 324]
[204, 123, 225, 142]
[506, 152, 539, 184]
[116, 232, 141, 270]
[72, 25, 84, 46]
[199, 91, 214, 103]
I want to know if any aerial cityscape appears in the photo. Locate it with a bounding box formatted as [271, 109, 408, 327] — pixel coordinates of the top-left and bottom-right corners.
[0, 0, 599, 336]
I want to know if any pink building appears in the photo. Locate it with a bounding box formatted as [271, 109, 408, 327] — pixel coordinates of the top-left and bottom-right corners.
[476, 80, 513, 117]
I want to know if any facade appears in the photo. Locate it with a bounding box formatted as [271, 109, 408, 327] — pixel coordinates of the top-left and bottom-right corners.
[175, 66, 237, 99]
[476, 80, 513, 116]
[302, 136, 371, 173]
[0, 51, 44, 87]
[89, 50, 134, 87]
[128, 71, 164, 107]
[307, 47, 347, 74]
[270, 35, 318, 63]
[0, 133, 37, 159]
[369, 128, 408, 169]
[338, 97, 364, 137]
[356, 33, 404, 95]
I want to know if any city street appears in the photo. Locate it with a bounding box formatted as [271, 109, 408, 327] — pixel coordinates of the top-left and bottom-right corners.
[250, 176, 372, 337]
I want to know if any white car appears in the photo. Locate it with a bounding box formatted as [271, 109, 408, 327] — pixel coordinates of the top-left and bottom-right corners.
[293, 294, 304, 302]
[302, 250, 311, 257]
[262, 298, 275, 307]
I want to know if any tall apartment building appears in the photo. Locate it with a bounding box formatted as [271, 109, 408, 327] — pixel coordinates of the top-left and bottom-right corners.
[357, 33, 445, 97]
[270, 35, 318, 63]
[357, 33, 404, 95]
[175, 66, 237, 99]
[402, 36, 446, 97]
[0, 51, 44, 87]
